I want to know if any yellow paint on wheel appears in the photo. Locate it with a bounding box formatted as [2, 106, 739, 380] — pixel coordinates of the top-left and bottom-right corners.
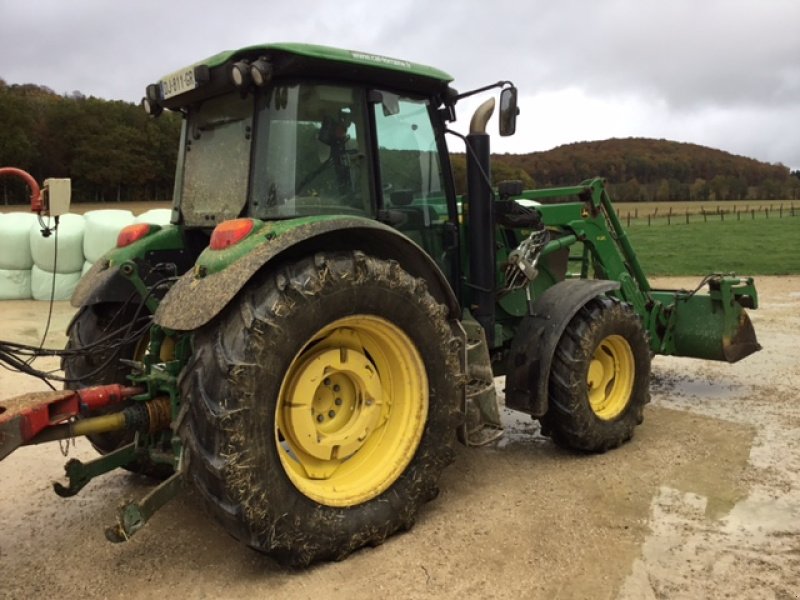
[586, 334, 634, 421]
[276, 315, 428, 507]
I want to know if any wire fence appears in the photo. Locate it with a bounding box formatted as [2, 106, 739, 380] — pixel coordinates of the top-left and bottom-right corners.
[620, 202, 800, 226]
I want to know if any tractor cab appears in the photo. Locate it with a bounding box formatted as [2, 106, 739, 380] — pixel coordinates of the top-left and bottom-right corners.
[146, 45, 455, 273]
[143, 43, 517, 289]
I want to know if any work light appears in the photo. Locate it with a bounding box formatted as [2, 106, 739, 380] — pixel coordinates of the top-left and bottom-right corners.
[230, 61, 251, 88]
[250, 58, 272, 87]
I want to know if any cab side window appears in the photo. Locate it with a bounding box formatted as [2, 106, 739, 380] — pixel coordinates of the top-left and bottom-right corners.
[373, 92, 449, 265]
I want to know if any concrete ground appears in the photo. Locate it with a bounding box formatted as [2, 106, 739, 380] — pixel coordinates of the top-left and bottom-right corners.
[0, 277, 798, 599]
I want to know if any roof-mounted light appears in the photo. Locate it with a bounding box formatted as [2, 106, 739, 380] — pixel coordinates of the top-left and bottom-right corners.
[142, 83, 163, 117]
[142, 97, 163, 117]
[145, 83, 161, 103]
[250, 57, 272, 87]
[230, 61, 251, 88]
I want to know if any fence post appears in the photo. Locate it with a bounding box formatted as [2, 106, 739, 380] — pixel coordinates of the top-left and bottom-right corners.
[647, 214, 651, 227]
[685, 211, 689, 224]
[627, 213, 631, 227]
[751, 209, 755, 220]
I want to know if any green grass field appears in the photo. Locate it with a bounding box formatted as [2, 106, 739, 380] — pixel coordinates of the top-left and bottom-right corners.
[624, 217, 800, 276]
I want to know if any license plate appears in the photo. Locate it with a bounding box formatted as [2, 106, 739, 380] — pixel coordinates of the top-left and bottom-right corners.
[160, 66, 197, 100]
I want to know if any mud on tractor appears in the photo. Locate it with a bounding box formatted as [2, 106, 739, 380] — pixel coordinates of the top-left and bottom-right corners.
[0, 44, 760, 566]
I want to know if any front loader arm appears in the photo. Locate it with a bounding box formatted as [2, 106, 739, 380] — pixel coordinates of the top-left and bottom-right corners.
[515, 178, 760, 363]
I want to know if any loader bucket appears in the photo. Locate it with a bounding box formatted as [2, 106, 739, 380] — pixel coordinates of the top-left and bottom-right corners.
[666, 276, 761, 363]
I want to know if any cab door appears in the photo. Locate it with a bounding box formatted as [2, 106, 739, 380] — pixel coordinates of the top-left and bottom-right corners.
[371, 91, 457, 282]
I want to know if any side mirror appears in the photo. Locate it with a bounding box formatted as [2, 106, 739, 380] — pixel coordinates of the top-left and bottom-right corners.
[499, 87, 519, 137]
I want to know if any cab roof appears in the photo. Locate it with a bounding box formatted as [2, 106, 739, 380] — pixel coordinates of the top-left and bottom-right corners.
[158, 43, 454, 108]
[212, 43, 451, 83]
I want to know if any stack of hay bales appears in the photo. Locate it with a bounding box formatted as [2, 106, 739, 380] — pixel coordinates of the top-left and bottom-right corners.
[29, 214, 86, 300]
[134, 208, 172, 226]
[0, 212, 38, 299]
[0, 207, 171, 301]
[82, 209, 135, 275]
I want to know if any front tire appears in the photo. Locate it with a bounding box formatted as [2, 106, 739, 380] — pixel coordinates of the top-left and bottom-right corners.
[180, 251, 461, 565]
[540, 296, 650, 452]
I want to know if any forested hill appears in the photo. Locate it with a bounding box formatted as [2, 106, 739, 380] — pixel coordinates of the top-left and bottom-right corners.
[485, 138, 800, 201]
[0, 80, 180, 203]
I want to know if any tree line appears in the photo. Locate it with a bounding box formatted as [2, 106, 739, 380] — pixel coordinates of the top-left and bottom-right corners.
[2, 82, 798, 205]
[0, 80, 180, 204]
[473, 138, 800, 202]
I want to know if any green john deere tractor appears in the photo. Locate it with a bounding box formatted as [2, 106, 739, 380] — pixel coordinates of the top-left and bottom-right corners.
[0, 43, 760, 566]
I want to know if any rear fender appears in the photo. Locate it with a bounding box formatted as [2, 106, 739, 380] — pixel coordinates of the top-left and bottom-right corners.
[504, 279, 620, 417]
[71, 226, 190, 308]
[154, 217, 459, 331]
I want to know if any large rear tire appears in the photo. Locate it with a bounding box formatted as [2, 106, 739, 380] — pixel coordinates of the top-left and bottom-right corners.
[179, 251, 461, 566]
[540, 296, 650, 452]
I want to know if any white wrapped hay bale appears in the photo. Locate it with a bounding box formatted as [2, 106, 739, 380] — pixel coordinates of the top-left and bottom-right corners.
[134, 208, 172, 226]
[0, 268, 32, 300]
[31, 264, 82, 301]
[83, 209, 135, 263]
[29, 213, 86, 274]
[0, 212, 37, 270]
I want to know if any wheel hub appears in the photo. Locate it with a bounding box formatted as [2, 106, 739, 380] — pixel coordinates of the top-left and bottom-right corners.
[275, 316, 428, 507]
[283, 347, 383, 463]
[587, 334, 634, 421]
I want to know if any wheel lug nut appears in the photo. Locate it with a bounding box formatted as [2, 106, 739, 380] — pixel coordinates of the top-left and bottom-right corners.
[328, 410, 336, 418]
[316, 414, 324, 423]
[335, 397, 343, 406]
[333, 384, 341, 392]
[323, 378, 331, 386]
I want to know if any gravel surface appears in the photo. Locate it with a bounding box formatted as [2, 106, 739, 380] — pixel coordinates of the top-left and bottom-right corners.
[0, 277, 797, 599]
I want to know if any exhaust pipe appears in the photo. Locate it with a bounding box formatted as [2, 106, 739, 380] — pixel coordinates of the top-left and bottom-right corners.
[466, 98, 496, 345]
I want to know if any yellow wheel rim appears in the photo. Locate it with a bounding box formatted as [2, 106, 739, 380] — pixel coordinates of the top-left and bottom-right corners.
[276, 315, 428, 507]
[586, 334, 634, 421]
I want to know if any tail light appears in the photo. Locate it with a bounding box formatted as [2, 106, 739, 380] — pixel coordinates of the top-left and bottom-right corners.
[117, 223, 153, 248]
[210, 219, 255, 250]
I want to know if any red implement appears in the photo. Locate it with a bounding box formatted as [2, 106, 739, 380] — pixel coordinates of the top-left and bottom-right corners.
[0, 384, 142, 460]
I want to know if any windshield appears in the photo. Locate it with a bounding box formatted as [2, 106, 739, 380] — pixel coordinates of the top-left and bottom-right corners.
[180, 94, 252, 226]
[250, 83, 372, 219]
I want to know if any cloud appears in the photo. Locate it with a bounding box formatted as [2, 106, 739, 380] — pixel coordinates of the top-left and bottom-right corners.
[1, 0, 798, 168]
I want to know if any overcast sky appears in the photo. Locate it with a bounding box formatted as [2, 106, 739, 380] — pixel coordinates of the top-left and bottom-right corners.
[2, 0, 799, 169]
